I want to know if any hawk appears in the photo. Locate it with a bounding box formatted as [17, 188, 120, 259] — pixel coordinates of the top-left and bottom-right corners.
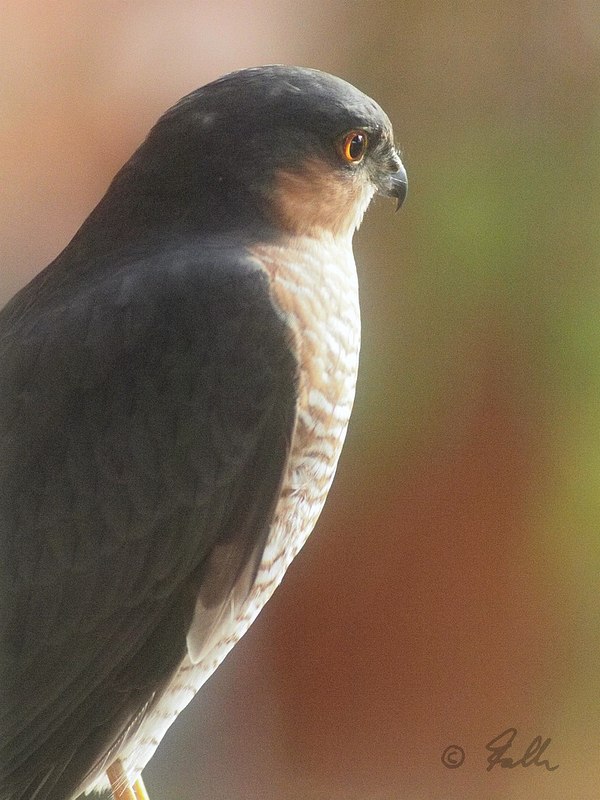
[0, 66, 406, 800]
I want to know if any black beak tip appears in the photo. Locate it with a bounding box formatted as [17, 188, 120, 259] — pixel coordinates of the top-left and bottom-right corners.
[391, 164, 408, 211]
[379, 157, 407, 212]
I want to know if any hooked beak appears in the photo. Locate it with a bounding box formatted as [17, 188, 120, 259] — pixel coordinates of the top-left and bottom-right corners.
[379, 154, 407, 211]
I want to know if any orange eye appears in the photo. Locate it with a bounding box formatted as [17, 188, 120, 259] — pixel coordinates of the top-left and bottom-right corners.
[341, 130, 368, 164]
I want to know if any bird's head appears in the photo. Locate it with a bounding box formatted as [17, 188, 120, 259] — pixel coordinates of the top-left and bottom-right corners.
[87, 66, 406, 247]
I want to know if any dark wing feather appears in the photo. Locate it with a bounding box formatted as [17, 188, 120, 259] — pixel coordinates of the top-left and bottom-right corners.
[0, 243, 298, 800]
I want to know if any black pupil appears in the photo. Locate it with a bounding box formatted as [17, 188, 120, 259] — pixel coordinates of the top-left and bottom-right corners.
[349, 133, 365, 160]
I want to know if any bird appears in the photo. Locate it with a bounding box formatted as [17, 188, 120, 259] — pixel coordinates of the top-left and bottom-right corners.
[0, 65, 406, 800]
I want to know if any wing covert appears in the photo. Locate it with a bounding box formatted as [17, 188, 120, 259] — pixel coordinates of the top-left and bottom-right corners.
[0, 242, 298, 798]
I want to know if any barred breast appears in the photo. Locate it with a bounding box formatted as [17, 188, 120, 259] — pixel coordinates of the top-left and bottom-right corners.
[250, 230, 361, 589]
[95, 230, 361, 788]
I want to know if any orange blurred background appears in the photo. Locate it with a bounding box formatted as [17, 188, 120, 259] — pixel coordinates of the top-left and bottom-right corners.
[2, 2, 600, 799]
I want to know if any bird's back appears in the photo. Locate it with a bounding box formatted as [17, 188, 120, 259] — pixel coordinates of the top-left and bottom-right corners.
[0, 239, 301, 800]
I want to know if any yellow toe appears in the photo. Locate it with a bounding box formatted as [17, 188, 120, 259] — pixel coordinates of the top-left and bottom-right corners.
[133, 775, 151, 800]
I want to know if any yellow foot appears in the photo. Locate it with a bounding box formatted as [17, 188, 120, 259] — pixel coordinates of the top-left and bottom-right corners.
[107, 760, 150, 800]
[133, 776, 150, 800]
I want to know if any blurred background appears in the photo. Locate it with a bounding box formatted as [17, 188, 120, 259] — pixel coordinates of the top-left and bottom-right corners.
[1, 2, 599, 798]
